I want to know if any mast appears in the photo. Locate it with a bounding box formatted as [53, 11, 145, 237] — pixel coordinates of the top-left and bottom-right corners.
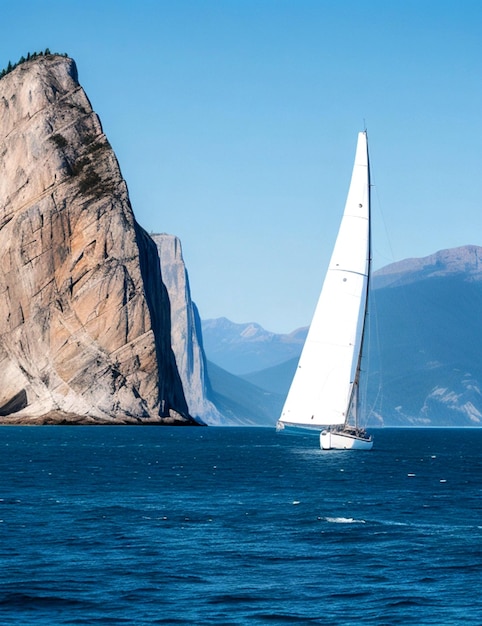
[347, 131, 371, 429]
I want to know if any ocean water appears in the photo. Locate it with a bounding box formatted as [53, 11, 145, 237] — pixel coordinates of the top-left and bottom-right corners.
[0, 427, 481, 625]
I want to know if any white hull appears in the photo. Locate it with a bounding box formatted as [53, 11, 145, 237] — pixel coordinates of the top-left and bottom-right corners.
[320, 429, 373, 450]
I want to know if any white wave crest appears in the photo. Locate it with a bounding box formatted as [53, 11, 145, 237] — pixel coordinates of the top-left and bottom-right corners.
[324, 516, 366, 524]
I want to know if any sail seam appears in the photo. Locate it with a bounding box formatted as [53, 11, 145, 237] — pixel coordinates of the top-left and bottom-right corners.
[329, 268, 368, 278]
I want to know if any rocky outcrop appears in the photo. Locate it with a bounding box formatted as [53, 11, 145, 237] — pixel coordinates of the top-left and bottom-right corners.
[0, 54, 194, 424]
[152, 234, 223, 425]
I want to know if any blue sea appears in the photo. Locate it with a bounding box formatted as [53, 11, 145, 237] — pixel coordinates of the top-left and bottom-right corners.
[1, 427, 481, 625]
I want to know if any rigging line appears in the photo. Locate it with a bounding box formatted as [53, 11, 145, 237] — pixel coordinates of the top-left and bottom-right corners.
[368, 156, 395, 269]
[372, 183, 396, 267]
[365, 288, 384, 423]
[371, 168, 425, 360]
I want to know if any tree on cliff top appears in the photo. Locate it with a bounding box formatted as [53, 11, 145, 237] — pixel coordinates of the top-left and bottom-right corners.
[0, 49, 68, 80]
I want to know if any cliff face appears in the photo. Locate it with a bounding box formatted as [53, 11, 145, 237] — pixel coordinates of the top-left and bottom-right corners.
[152, 234, 223, 425]
[0, 55, 192, 424]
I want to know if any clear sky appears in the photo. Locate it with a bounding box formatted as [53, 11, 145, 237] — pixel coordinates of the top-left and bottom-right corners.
[2, 1, 481, 332]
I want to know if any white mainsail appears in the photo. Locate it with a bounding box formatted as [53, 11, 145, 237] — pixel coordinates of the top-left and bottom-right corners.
[278, 132, 370, 430]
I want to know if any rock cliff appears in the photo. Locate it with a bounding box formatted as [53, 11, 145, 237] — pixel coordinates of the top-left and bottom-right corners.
[152, 234, 223, 425]
[0, 54, 194, 424]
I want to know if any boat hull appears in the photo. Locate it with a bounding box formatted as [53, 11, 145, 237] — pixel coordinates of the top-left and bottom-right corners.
[320, 429, 373, 450]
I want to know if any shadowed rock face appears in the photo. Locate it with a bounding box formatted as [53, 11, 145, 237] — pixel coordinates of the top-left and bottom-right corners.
[0, 55, 192, 424]
[152, 234, 223, 425]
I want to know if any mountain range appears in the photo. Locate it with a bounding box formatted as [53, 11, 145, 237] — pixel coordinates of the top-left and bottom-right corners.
[202, 245, 482, 428]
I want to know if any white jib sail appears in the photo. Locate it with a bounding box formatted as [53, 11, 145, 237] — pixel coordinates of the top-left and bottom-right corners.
[279, 132, 370, 429]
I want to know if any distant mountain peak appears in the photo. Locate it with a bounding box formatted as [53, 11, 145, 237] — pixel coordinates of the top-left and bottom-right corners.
[373, 245, 482, 289]
[202, 318, 273, 343]
[201, 317, 305, 375]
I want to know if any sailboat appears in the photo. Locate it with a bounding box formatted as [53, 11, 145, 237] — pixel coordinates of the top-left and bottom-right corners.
[276, 131, 374, 450]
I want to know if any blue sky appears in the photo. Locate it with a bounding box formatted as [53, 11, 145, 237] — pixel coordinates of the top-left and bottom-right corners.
[2, 1, 481, 332]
